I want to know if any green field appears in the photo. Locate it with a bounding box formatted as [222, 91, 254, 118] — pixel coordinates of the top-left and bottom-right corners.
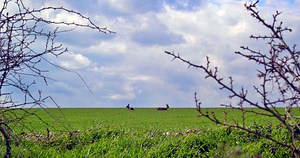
[1, 108, 295, 157]
[21, 108, 281, 132]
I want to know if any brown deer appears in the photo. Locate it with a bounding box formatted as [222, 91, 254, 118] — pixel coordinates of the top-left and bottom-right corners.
[156, 104, 169, 111]
[126, 104, 134, 110]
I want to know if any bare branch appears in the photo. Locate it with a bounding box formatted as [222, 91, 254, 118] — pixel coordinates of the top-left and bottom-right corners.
[165, 0, 300, 156]
[0, 0, 113, 156]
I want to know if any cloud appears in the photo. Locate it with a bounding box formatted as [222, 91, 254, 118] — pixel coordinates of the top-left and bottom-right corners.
[94, 0, 207, 17]
[103, 82, 139, 100]
[13, 0, 300, 108]
[128, 75, 154, 82]
[262, 0, 298, 7]
[55, 29, 115, 47]
[94, 0, 163, 17]
[39, 7, 116, 47]
[59, 52, 91, 70]
[131, 14, 185, 46]
[164, 0, 207, 11]
[132, 29, 185, 46]
[87, 41, 127, 55]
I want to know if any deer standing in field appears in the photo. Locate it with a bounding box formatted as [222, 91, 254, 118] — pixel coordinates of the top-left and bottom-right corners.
[156, 104, 169, 111]
[126, 104, 134, 110]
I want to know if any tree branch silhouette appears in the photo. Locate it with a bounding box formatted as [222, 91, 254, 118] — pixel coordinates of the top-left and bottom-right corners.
[165, 0, 300, 156]
[0, 0, 113, 157]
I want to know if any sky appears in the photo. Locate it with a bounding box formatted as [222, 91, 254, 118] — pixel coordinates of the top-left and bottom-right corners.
[7, 0, 300, 108]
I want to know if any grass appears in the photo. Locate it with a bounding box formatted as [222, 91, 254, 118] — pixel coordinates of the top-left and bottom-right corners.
[17, 108, 203, 133]
[1, 108, 296, 157]
[5, 123, 292, 157]
[18, 108, 285, 133]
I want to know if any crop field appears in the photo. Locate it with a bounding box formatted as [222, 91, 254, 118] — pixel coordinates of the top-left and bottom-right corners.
[19, 108, 283, 132]
[1, 108, 295, 157]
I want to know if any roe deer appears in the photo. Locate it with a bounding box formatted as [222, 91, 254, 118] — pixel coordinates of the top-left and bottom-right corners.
[126, 104, 134, 110]
[156, 104, 169, 111]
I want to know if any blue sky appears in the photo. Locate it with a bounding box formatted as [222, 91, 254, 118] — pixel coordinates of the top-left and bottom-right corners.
[7, 0, 300, 108]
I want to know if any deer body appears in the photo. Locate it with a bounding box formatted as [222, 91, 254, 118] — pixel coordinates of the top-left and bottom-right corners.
[156, 104, 169, 111]
[126, 104, 134, 110]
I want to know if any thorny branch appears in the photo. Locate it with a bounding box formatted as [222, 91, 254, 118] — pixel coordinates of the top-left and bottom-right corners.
[0, 0, 113, 157]
[165, 0, 300, 156]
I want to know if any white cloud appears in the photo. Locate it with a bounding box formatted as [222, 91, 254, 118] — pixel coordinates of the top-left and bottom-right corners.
[103, 82, 140, 100]
[87, 41, 127, 55]
[90, 65, 132, 76]
[59, 52, 91, 70]
[128, 75, 154, 82]
[36, 0, 82, 24]
[229, 21, 248, 36]
[16, 0, 300, 108]
[128, 12, 185, 46]
[157, 2, 247, 69]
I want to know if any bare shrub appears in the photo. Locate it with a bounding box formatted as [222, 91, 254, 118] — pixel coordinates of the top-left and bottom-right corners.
[165, 0, 300, 157]
[0, 0, 113, 157]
